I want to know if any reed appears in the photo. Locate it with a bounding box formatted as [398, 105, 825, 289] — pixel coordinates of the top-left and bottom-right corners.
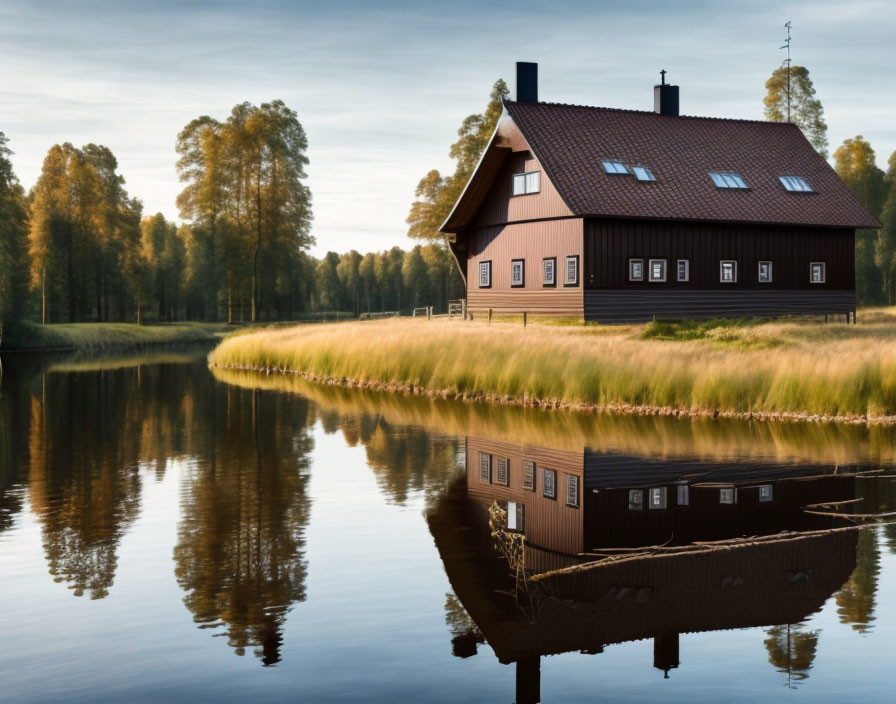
[207, 312, 896, 420]
[1, 321, 229, 351]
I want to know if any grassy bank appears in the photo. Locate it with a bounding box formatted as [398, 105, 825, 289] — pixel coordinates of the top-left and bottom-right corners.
[207, 311, 896, 422]
[1, 321, 230, 352]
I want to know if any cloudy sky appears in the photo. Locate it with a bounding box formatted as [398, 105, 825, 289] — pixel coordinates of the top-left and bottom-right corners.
[1, 0, 893, 256]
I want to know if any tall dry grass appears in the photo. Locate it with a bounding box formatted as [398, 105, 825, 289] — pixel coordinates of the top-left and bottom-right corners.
[208, 314, 896, 419]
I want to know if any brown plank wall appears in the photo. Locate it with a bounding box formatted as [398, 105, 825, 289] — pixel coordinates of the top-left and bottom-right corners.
[465, 437, 585, 557]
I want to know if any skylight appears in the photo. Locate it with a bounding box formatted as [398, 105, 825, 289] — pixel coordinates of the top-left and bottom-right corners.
[602, 160, 629, 175]
[709, 172, 748, 189]
[632, 166, 656, 182]
[779, 176, 813, 192]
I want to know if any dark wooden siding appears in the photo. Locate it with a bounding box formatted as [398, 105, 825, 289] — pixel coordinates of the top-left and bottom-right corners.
[584, 218, 855, 290]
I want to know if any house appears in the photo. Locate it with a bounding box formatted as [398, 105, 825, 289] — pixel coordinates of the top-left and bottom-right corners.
[441, 63, 880, 322]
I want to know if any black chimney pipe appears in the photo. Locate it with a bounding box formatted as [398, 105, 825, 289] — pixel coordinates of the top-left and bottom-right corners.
[654, 70, 679, 116]
[516, 62, 538, 103]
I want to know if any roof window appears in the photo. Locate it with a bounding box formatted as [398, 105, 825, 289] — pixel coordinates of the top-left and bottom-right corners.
[709, 172, 748, 189]
[779, 176, 813, 192]
[632, 166, 656, 182]
[602, 160, 629, 175]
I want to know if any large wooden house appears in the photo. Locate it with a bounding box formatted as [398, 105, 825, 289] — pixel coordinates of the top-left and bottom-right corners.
[441, 63, 880, 322]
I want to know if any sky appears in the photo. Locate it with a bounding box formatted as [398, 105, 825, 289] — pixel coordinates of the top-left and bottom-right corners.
[1, 0, 894, 257]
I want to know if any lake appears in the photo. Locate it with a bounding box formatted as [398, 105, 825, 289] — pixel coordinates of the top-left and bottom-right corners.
[1, 347, 896, 703]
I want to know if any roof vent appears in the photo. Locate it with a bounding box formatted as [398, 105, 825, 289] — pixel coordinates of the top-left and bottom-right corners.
[516, 62, 538, 103]
[654, 70, 679, 117]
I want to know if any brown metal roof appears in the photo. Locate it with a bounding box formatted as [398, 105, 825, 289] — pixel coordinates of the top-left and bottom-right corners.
[493, 100, 880, 229]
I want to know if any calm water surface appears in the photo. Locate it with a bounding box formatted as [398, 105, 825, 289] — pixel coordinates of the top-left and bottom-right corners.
[2, 348, 896, 703]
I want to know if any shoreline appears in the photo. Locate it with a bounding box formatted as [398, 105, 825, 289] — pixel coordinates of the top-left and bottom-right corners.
[209, 360, 896, 427]
[0, 322, 230, 353]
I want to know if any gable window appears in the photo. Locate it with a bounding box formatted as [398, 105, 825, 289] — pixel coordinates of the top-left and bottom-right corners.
[543, 469, 557, 499]
[478, 453, 491, 483]
[677, 484, 689, 506]
[677, 259, 690, 282]
[522, 460, 536, 491]
[479, 260, 491, 288]
[720, 260, 737, 283]
[629, 258, 644, 281]
[709, 172, 748, 189]
[496, 457, 509, 486]
[758, 261, 773, 283]
[506, 501, 525, 532]
[648, 259, 667, 282]
[628, 489, 644, 510]
[649, 487, 667, 509]
[602, 160, 628, 175]
[779, 176, 813, 192]
[511, 259, 525, 288]
[810, 262, 826, 284]
[566, 475, 580, 508]
[542, 257, 556, 287]
[512, 170, 541, 195]
[565, 255, 579, 286]
[632, 166, 656, 182]
[758, 484, 774, 502]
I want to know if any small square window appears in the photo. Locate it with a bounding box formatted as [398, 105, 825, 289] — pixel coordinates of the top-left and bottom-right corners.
[525, 171, 540, 194]
[506, 501, 525, 531]
[719, 487, 737, 504]
[758, 484, 774, 502]
[628, 489, 644, 510]
[512, 173, 526, 196]
[677, 484, 689, 506]
[479, 453, 491, 483]
[542, 257, 556, 287]
[648, 259, 667, 282]
[566, 475, 579, 508]
[810, 262, 826, 284]
[602, 160, 628, 175]
[720, 260, 737, 283]
[565, 256, 579, 286]
[758, 261, 773, 283]
[522, 461, 536, 491]
[629, 258, 644, 281]
[479, 260, 491, 288]
[633, 166, 656, 182]
[496, 457, 509, 486]
[543, 469, 557, 499]
[648, 487, 667, 509]
[675, 259, 689, 282]
[511, 259, 525, 288]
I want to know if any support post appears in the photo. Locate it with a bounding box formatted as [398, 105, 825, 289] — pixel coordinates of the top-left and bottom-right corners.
[488, 308, 492, 325]
[523, 311, 527, 328]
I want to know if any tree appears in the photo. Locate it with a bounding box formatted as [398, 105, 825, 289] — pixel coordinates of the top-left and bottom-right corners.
[407, 79, 508, 242]
[834, 136, 887, 305]
[402, 246, 429, 307]
[764, 66, 829, 158]
[0, 132, 29, 342]
[878, 152, 896, 304]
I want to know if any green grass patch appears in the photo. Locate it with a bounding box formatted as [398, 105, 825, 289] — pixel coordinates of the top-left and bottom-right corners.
[1, 321, 230, 352]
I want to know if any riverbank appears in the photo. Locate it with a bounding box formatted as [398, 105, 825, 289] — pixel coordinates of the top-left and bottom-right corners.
[0, 321, 231, 352]
[207, 311, 896, 423]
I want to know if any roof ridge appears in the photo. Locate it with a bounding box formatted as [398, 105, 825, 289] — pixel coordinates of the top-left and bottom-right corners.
[503, 98, 796, 127]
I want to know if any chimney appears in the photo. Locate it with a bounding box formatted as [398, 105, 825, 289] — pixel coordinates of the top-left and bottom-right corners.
[516, 62, 538, 103]
[654, 69, 679, 116]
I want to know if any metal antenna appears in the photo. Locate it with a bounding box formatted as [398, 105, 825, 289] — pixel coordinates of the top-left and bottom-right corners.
[780, 21, 793, 121]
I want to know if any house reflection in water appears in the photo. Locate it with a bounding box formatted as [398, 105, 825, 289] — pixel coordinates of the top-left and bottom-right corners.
[428, 435, 862, 704]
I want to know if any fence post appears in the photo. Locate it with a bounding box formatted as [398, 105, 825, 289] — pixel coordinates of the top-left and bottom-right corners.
[523, 311, 527, 329]
[488, 308, 492, 325]
[428, 306, 432, 321]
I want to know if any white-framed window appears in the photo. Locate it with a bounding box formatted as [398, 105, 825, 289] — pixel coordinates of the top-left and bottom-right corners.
[648, 259, 667, 282]
[479, 260, 491, 288]
[720, 260, 737, 283]
[511, 259, 525, 288]
[602, 160, 628, 174]
[677, 484, 689, 506]
[565, 255, 579, 286]
[506, 501, 525, 531]
[709, 172, 748, 189]
[628, 489, 644, 510]
[759, 484, 774, 502]
[478, 453, 491, 483]
[566, 475, 579, 508]
[522, 460, 536, 491]
[629, 258, 644, 281]
[649, 487, 667, 509]
[677, 259, 689, 282]
[542, 257, 556, 287]
[719, 487, 737, 504]
[543, 469, 557, 499]
[810, 262, 826, 284]
[496, 457, 509, 486]
[779, 176, 813, 192]
[758, 261, 773, 283]
[512, 170, 541, 195]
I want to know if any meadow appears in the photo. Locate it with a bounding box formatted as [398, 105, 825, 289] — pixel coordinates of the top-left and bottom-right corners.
[207, 310, 896, 422]
[0, 321, 229, 352]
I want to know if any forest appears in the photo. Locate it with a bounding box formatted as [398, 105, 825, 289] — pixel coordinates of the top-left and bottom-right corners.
[3, 65, 896, 339]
